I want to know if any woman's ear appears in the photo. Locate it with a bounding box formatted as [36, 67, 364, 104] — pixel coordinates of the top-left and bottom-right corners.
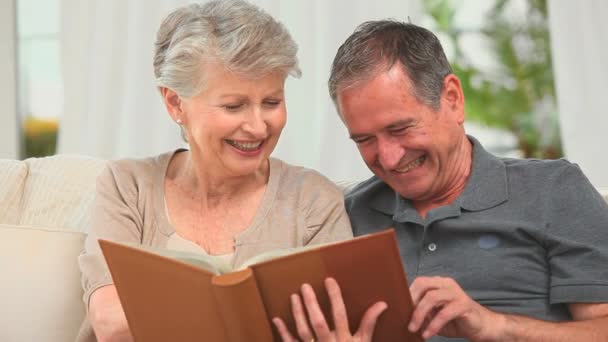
[441, 74, 465, 124]
[161, 87, 184, 123]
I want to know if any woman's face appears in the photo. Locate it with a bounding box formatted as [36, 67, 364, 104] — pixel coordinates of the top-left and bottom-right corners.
[169, 63, 287, 178]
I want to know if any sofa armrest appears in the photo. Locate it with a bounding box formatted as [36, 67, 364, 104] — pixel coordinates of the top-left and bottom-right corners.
[0, 224, 86, 342]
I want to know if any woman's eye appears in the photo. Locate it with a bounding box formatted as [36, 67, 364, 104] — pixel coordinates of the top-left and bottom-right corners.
[224, 104, 244, 111]
[263, 100, 282, 107]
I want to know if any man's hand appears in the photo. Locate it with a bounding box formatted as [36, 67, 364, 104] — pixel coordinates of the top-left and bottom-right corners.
[272, 278, 387, 342]
[408, 276, 504, 341]
[88, 285, 133, 342]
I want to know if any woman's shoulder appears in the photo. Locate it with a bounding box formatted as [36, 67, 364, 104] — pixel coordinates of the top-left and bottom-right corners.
[270, 158, 342, 197]
[98, 150, 178, 188]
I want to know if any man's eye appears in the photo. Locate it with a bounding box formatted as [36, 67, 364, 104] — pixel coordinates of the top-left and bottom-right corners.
[354, 137, 372, 144]
[389, 127, 407, 135]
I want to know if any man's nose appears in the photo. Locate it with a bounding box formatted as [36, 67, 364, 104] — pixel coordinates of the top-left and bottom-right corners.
[377, 138, 404, 170]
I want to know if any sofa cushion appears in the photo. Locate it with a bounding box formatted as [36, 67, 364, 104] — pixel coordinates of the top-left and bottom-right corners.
[598, 187, 608, 203]
[19, 155, 106, 232]
[0, 159, 28, 224]
[0, 224, 86, 342]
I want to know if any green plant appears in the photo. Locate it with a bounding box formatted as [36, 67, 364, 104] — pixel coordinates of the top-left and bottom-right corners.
[23, 117, 58, 158]
[424, 0, 562, 158]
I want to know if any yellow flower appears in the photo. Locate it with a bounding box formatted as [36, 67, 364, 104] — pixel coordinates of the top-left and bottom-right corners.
[24, 118, 59, 137]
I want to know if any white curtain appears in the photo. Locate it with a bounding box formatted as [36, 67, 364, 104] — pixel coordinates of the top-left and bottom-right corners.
[548, 0, 608, 188]
[0, 0, 18, 159]
[58, 0, 422, 182]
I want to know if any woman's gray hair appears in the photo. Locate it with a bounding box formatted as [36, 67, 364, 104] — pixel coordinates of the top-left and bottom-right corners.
[154, 0, 301, 98]
[329, 20, 452, 110]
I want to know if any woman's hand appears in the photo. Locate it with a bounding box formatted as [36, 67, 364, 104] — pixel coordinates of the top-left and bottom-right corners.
[88, 285, 133, 342]
[273, 278, 387, 342]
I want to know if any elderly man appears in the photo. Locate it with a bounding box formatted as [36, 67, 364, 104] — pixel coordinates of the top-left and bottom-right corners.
[274, 21, 608, 342]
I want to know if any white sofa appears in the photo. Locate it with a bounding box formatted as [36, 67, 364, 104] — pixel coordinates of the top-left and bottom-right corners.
[1, 155, 608, 342]
[0, 155, 106, 342]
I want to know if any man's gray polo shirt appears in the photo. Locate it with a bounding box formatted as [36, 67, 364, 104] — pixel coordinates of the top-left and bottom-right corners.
[346, 136, 608, 337]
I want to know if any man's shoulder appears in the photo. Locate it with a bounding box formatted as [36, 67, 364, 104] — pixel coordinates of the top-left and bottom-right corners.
[344, 176, 395, 236]
[501, 157, 580, 183]
[345, 175, 387, 201]
[499, 157, 597, 205]
[501, 156, 572, 169]
[344, 175, 396, 215]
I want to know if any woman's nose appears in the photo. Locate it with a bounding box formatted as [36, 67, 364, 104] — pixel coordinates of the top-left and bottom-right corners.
[242, 109, 267, 138]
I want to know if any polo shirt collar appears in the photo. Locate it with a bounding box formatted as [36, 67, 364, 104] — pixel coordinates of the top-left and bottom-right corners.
[458, 135, 509, 212]
[369, 135, 509, 221]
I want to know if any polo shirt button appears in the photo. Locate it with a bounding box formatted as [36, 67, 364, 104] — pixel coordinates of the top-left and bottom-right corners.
[428, 243, 437, 252]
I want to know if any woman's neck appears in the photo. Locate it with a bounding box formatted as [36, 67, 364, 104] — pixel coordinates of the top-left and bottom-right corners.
[169, 151, 269, 206]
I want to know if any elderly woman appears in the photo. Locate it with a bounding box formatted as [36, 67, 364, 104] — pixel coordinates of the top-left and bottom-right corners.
[76, 1, 352, 341]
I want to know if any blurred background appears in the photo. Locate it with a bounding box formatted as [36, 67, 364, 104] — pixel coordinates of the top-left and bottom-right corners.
[1, 0, 607, 187]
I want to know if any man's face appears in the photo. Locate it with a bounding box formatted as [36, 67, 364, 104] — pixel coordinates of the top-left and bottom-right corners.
[337, 64, 468, 202]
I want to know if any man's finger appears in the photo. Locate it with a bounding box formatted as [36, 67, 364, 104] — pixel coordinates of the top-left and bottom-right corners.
[409, 288, 450, 332]
[421, 302, 462, 339]
[409, 276, 442, 305]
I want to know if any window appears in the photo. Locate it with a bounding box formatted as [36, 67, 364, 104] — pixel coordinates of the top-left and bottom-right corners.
[17, 0, 62, 157]
[422, 0, 561, 158]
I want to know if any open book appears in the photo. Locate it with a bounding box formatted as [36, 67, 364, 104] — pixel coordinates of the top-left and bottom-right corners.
[99, 229, 423, 342]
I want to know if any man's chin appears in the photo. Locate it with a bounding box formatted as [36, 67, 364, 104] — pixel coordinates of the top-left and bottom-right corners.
[384, 179, 428, 201]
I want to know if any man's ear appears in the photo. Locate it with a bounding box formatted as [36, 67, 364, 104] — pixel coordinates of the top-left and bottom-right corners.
[161, 87, 184, 123]
[441, 74, 465, 124]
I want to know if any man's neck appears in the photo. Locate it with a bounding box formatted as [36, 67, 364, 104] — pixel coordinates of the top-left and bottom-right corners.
[413, 137, 473, 219]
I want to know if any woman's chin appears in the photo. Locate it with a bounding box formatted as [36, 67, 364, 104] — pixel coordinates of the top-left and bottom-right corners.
[223, 156, 268, 177]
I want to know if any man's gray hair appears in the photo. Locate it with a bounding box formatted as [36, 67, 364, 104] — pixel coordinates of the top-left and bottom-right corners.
[154, 0, 301, 98]
[329, 20, 452, 110]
